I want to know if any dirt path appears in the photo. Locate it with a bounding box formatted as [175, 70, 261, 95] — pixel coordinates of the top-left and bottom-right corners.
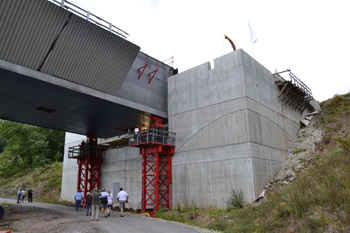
[1, 205, 100, 233]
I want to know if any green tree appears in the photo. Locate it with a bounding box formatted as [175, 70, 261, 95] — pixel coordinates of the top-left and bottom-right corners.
[0, 121, 65, 170]
[0, 136, 6, 153]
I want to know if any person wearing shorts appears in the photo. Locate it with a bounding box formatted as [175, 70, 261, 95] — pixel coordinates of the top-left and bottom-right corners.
[117, 187, 129, 217]
[107, 190, 114, 217]
[99, 188, 109, 218]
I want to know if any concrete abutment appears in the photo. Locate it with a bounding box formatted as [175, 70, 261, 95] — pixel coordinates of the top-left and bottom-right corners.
[61, 49, 320, 209]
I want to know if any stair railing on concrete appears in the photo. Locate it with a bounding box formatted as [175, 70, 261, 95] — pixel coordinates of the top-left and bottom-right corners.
[274, 69, 314, 114]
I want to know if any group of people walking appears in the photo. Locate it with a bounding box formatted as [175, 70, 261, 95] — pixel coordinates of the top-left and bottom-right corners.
[74, 187, 129, 221]
[17, 188, 33, 203]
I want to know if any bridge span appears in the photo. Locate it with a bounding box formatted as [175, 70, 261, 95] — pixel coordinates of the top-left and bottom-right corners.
[0, 0, 174, 138]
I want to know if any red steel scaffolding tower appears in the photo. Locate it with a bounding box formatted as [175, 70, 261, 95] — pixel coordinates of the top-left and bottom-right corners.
[140, 145, 174, 212]
[130, 115, 176, 212]
[68, 135, 104, 199]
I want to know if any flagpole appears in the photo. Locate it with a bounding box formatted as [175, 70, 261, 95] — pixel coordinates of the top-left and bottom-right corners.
[248, 21, 258, 58]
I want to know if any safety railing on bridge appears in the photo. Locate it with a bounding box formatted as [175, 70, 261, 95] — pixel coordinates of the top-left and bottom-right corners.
[50, 0, 129, 38]
[129, 128, 176, 147]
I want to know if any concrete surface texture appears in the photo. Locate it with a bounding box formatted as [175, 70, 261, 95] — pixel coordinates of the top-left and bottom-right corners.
[62, 49, 320, 211]
[168, 49, 319, 208]
[61, 132, 142, 210]
[100, 146, 142, 210]
[61, 133, 85, 202]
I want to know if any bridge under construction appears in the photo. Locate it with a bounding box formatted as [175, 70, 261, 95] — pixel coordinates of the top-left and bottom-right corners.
[0, 0, 320, 213]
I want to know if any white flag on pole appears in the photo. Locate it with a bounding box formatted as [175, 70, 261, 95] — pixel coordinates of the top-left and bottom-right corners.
[249, 22, 259, 44]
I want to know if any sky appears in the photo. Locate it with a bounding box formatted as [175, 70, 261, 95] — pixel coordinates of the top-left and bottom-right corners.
[66, 0, 350, 102]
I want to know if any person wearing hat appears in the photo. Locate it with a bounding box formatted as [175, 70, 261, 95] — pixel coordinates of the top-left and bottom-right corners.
[83, 191, 93, 216]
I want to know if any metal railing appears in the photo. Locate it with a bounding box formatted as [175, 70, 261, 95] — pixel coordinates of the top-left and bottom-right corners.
[68, 144, 104, 158]
[274, 69, 313, 97]
[129, 127, 176, 146]
[49, 0, 129, 38]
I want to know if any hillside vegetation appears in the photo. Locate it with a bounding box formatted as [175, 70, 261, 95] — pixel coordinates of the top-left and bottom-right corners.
[0, 121, 65, 173]
[0, 121, 67, 204]
[0, 163, 70, 204]
[156, 93, 350, 232]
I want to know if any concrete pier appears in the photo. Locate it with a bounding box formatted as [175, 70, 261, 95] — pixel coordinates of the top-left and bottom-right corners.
[61, 49, 320, 209]
[168, 49, 319, 208]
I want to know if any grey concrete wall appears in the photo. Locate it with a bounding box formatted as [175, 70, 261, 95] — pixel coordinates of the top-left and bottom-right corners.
[100, 147, 141, 210]
[62, 49, 320, 210]
[61, 132, 85, 202]
[61, 132, 141, 209]
[168, 49, 317, 208]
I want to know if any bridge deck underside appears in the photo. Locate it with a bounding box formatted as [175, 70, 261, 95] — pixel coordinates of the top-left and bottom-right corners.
[0, 62, 163, 138]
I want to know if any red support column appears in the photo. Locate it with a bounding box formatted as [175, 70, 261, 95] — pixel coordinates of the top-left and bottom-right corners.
[94, 162, 101, 189]
[167, 153, 172, 210]
[145, 153, 155, 210]
[138, 145, 174, 213]
[77, 161, 82, 193]
[83, 159, 88, 198]
[154, 152, 160, 212]
[76, 157, 102, 202]
[141, 153, 146, 212]
[69, 134, 104, 208]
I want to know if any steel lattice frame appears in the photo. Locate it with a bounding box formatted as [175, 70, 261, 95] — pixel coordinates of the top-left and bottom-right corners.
[77, 157, 102, 199]
[140, 145, 174, 212]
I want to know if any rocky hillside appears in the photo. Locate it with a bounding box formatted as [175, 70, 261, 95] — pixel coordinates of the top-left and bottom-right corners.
[266, 117, 323, 193]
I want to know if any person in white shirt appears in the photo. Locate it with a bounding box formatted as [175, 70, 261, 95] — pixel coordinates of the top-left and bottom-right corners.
[21, 190, 26, 203]
[116, 187, 129, 217]
[106, 190, 114, 217]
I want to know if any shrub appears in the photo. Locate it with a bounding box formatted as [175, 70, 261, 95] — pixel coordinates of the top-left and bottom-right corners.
[226, 188, 245, 209]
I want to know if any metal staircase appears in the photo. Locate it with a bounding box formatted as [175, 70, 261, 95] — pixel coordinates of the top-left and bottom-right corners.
[274, 69, 313, 114]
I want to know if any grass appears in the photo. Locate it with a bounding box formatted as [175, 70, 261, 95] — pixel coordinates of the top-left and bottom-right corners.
[157, 142, 350, 232]
[155, 92, 350, 232]
[292, 148, 307, 154]
[0, 162, 68, 205]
